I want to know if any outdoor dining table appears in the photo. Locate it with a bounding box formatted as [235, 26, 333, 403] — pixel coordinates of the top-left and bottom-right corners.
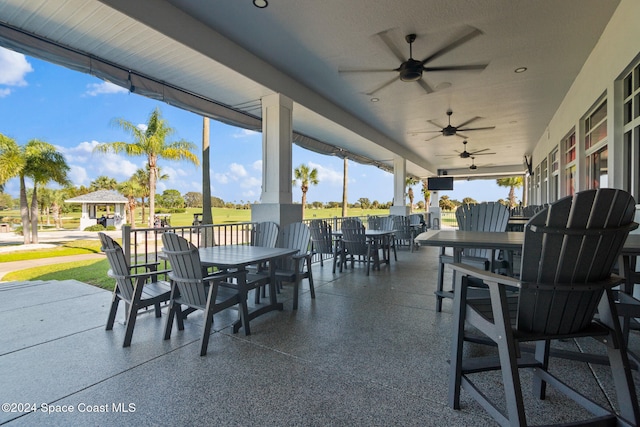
[161, 245, 297, 335]
[415, 229, 640, 364]
[332, 229, 395, 272]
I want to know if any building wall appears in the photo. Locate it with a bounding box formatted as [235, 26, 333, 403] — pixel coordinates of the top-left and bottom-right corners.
[531, 0, 640, 203]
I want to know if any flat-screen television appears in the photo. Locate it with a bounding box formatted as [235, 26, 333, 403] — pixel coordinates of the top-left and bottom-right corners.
[427, 176, 454, 191]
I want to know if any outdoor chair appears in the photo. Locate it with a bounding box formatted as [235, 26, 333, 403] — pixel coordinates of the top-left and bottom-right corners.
[161, 232, 249, 356]
[309, 219, 338, 273]
[341, 223, 380, 276]
[275, 222, 314, 310]
[436, 201, 510, 312]
[392, 215, 417, 252]
[448, 188, 639, 426]
[249, 221, 279, 302]
[99, 232, 172, 347]
[380, 215, 398, 261]
[409, 213, 426, 232]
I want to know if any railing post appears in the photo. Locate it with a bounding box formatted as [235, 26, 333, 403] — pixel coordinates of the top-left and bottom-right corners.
[122, 224, 131, 261]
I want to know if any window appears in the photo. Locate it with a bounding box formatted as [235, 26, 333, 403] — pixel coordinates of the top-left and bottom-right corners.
[562, 131, 576, 196]
[622, 62, 640, 200]
[564, 132, 576, 163]
[550, 147, 559, 201]
[584, 99, 608, 191]
[586, 146, 608, 189]
[584, 101, 607, 150]
[540, 158, 548, 203]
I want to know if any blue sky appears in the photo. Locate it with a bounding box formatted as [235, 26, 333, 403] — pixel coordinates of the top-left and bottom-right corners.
[0, 47, 519, 205]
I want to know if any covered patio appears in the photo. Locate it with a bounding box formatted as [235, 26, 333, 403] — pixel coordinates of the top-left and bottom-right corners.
[1, 246, 638, 426]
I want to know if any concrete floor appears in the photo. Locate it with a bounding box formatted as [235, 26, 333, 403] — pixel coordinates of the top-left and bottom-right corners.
[1, 246, 639, 426]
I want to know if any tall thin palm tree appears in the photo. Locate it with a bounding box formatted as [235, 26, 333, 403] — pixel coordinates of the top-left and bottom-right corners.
[293, 164, 319, 218]
[496, 176, 524, 208]
[406, 177, 418, 213]
[94, 107, 199, 226]
[118, 179, 143, 228]
[133, 165, 168, 225]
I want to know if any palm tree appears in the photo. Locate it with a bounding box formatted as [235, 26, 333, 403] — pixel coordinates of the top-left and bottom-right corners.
[421, 180, 431, 212]
[496, 176, 524, 208]
[90, 175, 118, 191]
[292, 164, 319, 218]
[94, 107, 199, 226]
[118, 179, 143, 228]
[0, 135, 70, 243]
[133, 165, 168, 225]
[406, 177, 419, 213]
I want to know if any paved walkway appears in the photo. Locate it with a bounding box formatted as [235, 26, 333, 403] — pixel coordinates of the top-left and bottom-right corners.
[0, 229, 118, 281]
[0, 253, 105, 281]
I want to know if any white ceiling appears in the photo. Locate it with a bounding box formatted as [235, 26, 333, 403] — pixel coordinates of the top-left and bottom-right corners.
[0, 0, 621, 179]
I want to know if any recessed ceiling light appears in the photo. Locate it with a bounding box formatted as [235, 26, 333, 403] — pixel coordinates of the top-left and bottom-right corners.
[370, 97, 380, 102]
[514, 67, 527, 73]
[253, 0, 268, 8]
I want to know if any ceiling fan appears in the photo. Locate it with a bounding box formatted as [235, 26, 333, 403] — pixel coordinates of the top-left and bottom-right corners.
[438, 140, 495, 159]
[469, 157, 478, 170]
[339, 27, 488, 95]
[419, 110, 496, 141]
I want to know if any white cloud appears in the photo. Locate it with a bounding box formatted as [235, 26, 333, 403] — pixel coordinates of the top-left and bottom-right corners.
[0, 48, 33, 87]
[84, 81, 127, 96]
[252, 160, 262, 171]
[68, 165, 89, 187]
[240, 176, 261, 189]
[309, 161, 342, 185]
[232, 129, 259, 138]
[229, 163, 248, 179]
[0, 88, 11, 98]
[213, 172, 229, 184]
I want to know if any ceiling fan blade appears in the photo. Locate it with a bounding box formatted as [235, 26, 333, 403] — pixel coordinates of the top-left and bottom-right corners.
[427, 120, 445, 129]
[423, 64, 488, 72]
[339, 68, 397, 73]
[456, 116, 481, 128]
[456, 133, 469, 139]
[468, 148, 491, 154]
[417, 78, 434, 94]
[458, 126, 496, 132]
[366, 75, 401, 95]
[425, 134, 442, 142]
[470, 152, 496, 156]
[420, 27, 483, 65]
[376, 30, 407, 63]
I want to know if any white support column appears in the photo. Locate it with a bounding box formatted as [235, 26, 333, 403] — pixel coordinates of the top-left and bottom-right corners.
[389, 156, 410, 216]
[251, 93, 302, 227]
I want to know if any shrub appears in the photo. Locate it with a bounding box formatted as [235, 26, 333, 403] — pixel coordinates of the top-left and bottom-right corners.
[84, 224, 106, 232]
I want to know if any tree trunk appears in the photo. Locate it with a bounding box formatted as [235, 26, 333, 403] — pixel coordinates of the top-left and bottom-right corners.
[342, 157, 348, 218]
[19, 176, 31, 244]
[301, 188, 307, 219]
[140, 197, 146, 226]
[30, 185, 39, 244]
[509, 186, 516, 208]
[202, 117, 213, 225]
[148, 155, 157, 228]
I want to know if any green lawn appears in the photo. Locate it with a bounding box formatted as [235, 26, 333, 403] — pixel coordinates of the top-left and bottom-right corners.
[0, 206, 436, 288]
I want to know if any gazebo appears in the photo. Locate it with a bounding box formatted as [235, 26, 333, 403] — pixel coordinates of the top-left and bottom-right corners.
[65, 190, 127, 230]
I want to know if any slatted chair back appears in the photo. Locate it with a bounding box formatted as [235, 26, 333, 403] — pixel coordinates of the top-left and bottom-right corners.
[252, 221, 279, 248]
[517, 188, 637, 335]
[341, 217, 362, 230]
[380, 215, 395, 231]
[276, 222, 311, 272]
[341, 223, 368, 256]
[392, 215, 415, 251]
[456, 202, 509, 259]
[368, 216, 383, 230]
[309, 219, 333, 255]
[409, 213, 425, 231]
[99, 232, 135, 302]
[161, 232, 209, 309]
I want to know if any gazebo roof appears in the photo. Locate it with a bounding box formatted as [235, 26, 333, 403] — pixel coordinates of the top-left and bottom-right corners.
[65, 190, 127, 204]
